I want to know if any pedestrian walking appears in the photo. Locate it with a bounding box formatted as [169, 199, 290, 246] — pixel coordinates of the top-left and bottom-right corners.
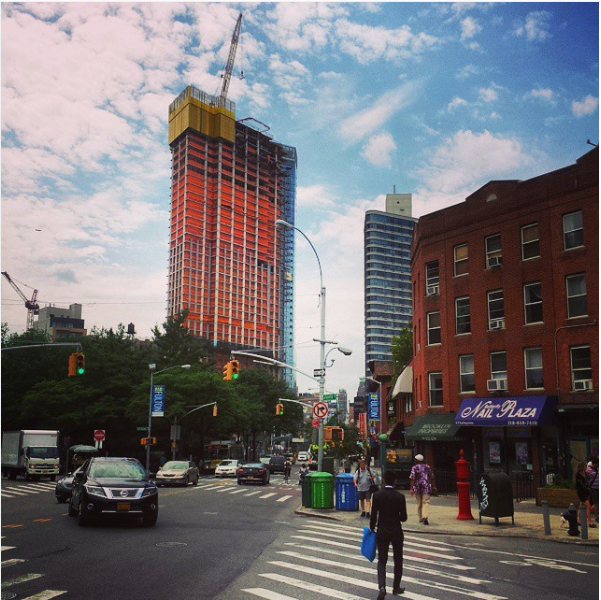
[354, 458, 377, 517]
[586, 456, 599, 523]
[370, 469, 408, 599]
[283, 459, 292, 484]
[575, 462, 595, 527]
[408, 454, 436, 525]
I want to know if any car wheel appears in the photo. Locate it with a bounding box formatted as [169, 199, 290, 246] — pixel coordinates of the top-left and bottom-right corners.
[56, 496, 68, 504]
[143, 509, 158, 527]
[68, 498, 77, 516]
[77, 498, 91, 526]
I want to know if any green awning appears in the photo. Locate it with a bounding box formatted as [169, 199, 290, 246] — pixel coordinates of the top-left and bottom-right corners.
[405, 413, 463, 441]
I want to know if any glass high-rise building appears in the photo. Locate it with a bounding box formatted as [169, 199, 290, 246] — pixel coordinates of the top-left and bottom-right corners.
[364, 193, 417, 364]
[167, 86, 296, 387]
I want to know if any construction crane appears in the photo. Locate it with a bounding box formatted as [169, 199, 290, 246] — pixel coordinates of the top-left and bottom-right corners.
[219, 12, 243, 106]
[2, 271, 40, 330]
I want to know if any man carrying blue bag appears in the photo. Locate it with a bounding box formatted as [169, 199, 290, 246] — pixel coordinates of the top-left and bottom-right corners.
[369, 470, 408, 598]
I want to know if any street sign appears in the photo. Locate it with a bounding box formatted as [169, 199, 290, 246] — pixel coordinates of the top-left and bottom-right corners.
[136, 427, 148, 432]
[323, 393, 337, 400]
[152, 384, 165, 417]
[313, 402, 328, 419]
[93, 429, 105, 442]
[313, 368, 326, 377]
[312, 419, 320, 428]
[368, 393, 380, 421]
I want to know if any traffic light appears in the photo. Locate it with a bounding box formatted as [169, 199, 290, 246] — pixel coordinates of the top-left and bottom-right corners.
[275, 403, 284, 416]
[222, 361, 233, 381]
[213, 404, 218, 417]
[231, 359, 240, 379]
[331, 427, 344, 442]
[74, 352, 85, 375]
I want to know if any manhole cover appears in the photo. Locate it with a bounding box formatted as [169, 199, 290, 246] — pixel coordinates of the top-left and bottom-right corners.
[156, 542, 188, 548]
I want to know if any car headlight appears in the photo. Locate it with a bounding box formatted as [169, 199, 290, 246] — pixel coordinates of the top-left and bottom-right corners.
[84, 485, 107, 498]
[142, 486, 158, 497]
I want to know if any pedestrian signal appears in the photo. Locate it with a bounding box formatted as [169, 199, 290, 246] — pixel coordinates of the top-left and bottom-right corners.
[231, 359, 240, 379]
[222, 361, 233, 381]
[275, 403, 284, 416]
[213, 404, 218, 417]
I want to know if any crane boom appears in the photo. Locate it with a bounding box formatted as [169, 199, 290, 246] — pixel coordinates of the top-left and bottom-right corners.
[2, 271, 40, 329]
[219, 12, 243, 106]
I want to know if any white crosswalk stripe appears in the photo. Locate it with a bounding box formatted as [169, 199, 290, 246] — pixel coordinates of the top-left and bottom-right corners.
[241, 522, 507, 600]
[276, 495, 293, 502]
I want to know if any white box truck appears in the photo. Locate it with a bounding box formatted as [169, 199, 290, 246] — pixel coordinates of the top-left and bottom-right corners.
[1, 430, 60, 480]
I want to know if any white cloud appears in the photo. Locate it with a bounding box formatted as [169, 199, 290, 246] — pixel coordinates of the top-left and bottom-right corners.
[456, 64, 480, 79]
[361, 132, 397, 168]
[296, 185, 339, 209]
[515, 11, 552, 42]
[525, 88, 556, 105]
[448, 97, 469, 112]
[478, 86, 498, 103]
[338, 83, 418, 144]
[460, 16, 482, 41]
[572, 95, 599, 118]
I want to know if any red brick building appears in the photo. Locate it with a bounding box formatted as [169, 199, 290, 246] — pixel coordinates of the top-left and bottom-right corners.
[411, 148, 598, 486]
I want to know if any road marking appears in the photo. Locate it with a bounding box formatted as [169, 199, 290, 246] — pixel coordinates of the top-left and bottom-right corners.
[33, 519, 52, 523]
[1, 546, 16, 551]
[2, 525, 23, 530]
[260, 493, 277, 499]
[277, 495, 293, 502]
[244, 491, 263, 497]
[259, 573, 372, 600]
[2, 573, 44, 588]
[242, 588, 301, 600]
[27, 483, 55, 489]
[0, 493, 16, 498]
[1, 488, 29, 496]
[2, 559, 27, 568]
[268, 561, 508, 600]
[21, 590, 67, 599]
[229, 489, 250, 494]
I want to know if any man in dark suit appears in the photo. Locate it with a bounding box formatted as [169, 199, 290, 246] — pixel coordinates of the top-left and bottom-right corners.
[370, 469, 407, 598]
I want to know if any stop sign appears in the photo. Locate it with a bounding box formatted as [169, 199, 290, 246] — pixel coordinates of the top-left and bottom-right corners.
[312, 419, 320, 428]
[93, 429, 105, 442]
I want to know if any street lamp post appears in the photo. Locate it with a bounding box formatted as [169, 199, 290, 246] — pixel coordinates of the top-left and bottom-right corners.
[147, 363, 191, 473]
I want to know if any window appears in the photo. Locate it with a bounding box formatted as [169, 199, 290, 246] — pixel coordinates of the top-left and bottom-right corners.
[570, 345, 592, 390]
[487, 289, 505, 329]
[563, 210, 583, 250]
[566, 273, 587, 318]
[524, 347, 543, 389]
[403, 396, 413, 414]
[429, 372, 443, 407]
[459, 354, 475, 393]
[524, 282, 543, 324]
[485, 234, 502, 267]
[454, 244, 469, 276]
[521, 223, 540, 260]
[456, 296, 471, 334]
[427, 312, 441, 345]
[425, 261, 439, 295]
[490, 351, 507, 380]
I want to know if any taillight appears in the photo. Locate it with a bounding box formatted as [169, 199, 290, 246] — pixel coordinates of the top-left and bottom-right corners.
[237, 468, 244, 474]
[258, 469, 265, 473]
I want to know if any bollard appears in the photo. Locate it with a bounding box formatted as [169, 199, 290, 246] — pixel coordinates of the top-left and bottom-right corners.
[562, 503, 580, 537]
[541, 500, 551, 535]
[456, 449, 474, 520]
[579, 504, 589, 540]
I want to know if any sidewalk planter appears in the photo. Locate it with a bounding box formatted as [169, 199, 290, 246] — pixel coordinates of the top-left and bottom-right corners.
[302, 473, 314, 508]
[335, 473, 359, 511]
[311, 472, 334, 509]
[535, 487, 579, 508]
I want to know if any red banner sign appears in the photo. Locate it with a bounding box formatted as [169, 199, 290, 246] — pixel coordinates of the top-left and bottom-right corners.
[358, 413, 367, 439]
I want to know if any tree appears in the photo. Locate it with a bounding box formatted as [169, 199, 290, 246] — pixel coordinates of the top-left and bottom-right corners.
[390, 326, 413, 378]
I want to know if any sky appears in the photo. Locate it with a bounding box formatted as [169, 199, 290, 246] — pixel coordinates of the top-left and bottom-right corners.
[1, 2, 599, 400]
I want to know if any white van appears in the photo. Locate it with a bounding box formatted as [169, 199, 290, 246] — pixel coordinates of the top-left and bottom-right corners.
[297, 451, 311, 463]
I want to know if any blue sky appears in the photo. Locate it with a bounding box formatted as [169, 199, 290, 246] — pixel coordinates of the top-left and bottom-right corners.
[1, 2, 599, 397]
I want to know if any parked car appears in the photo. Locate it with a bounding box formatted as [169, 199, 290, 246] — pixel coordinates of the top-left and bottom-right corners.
[269, 456, 286, 474]
[55, 466, 83, 503]
[69, 457, 158, 527]
[215, 459, 241, 478]
[155, 461, 199, 487]
[237, 462, 270, 485]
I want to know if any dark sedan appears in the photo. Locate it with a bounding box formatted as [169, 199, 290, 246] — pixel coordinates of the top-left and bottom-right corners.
[55, 466, 83, 503]
[69, 457, 158, 526]
[237, 462, 270, 485]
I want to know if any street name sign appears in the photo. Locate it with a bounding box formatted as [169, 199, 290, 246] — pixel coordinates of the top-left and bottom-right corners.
[151, 384, 165, 417]
[313, 368, 326, 377]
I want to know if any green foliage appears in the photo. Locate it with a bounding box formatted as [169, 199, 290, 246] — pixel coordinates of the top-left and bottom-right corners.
[390, 326, 412, 377]
[543, 476, 575, 489]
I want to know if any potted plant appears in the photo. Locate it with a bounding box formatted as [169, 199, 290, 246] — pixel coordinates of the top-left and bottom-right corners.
[535, 475, 579, 507]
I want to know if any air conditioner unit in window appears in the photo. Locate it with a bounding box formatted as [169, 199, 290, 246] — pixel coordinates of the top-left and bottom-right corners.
[487, 378, 507, 392]
[488, 256, 503, 268]
[489, 318, 505, 330]
[574, 379, 593, 391]
[426, 285, 439, 297]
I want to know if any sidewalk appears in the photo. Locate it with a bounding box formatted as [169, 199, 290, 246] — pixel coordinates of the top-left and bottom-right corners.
[295, 494, 599, 546]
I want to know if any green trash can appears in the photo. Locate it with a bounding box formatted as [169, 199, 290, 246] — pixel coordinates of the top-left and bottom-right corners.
[311, 472, 334, 509]
[302, 472, 313, 508]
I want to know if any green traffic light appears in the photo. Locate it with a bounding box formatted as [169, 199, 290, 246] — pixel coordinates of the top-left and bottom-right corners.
[232, 373, 239, 379]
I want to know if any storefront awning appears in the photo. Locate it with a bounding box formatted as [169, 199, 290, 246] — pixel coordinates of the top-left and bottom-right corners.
[391, 366, 412, 398]
[405, 413, 463, 441]
[455, 396, 557, 427]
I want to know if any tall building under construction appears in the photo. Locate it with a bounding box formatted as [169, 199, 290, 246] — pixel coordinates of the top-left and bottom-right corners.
[166, 85, 296, 385]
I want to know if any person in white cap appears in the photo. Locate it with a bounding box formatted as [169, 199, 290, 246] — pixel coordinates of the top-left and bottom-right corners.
[408, 454, 436, 525]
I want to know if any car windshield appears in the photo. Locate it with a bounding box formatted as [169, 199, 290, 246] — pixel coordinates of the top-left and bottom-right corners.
[89, 461, 146, 480]
[163, 461, 188, 470]
[29, 447, 60, 459]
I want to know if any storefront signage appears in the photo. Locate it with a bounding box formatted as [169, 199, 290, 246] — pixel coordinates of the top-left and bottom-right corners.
[358, 412, 367, 439]
[368, 393, 380, 421]
[456, 396, 555, 427]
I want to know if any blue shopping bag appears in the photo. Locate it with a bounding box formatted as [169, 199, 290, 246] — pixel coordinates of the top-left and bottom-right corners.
[361, 527, 377, 562]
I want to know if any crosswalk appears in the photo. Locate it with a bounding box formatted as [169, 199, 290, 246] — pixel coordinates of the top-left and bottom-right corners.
[239, 521, 507, 600]
[191, 479, 297, 504]
[1, 537, 66, 599]
[1, 481, 57, 499]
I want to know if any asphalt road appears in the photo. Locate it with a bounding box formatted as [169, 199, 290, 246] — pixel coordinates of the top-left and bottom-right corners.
[2, 475, 598, 600]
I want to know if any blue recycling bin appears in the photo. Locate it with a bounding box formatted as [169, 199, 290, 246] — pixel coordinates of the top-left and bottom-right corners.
[335, 473, 359, 511]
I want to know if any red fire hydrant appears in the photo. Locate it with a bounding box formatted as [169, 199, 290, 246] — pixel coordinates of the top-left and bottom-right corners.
[456, 449, 474, 520]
